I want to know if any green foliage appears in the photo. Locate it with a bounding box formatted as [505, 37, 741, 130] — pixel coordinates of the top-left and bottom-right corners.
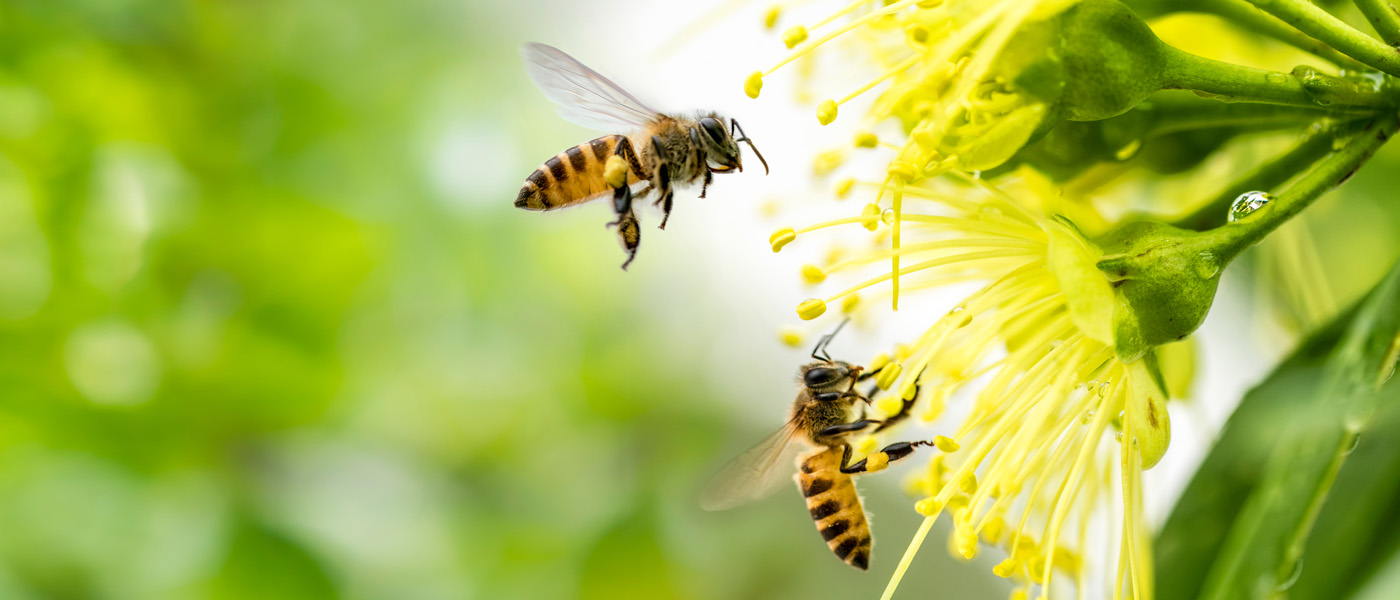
[1157, 258, 1400, 600]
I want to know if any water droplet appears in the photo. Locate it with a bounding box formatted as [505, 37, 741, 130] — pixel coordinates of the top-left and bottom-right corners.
[1276, 558, 1303, 592]
[881, 208, 896, 225]
[972, 170, 981, 180]
[1333, 135, 1348, 151]
[1114, 139, 1142, 161]
[1228, 191, 1272, 222]
[1114, 431, 1125, 442]
[1195, 251, 1220, 279]
[1343, 432, 1361, 455]
[1098, 382, 1111, 398]
[1082, 410, 1095, 425]
[1264, 72, 1288, 84]
[950, 306, 965, 313]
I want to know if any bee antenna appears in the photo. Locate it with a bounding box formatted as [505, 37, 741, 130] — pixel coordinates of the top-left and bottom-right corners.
[810, 318, 851, 362]
[730, 119, 769, 175]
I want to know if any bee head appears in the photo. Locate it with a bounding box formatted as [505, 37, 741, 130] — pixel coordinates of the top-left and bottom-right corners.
[800, 360, 861, 393]
[698, 114, 768, 176]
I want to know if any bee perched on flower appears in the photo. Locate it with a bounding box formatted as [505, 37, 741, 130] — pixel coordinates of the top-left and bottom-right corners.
[745, 0, 1400, 598]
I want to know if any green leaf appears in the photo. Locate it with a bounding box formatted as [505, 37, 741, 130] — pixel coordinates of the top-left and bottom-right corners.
[1156, 257, 1400, 600]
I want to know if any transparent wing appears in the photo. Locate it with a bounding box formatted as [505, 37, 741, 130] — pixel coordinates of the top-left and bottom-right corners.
[700, 418, 808, 512]
[521, 43, 662, 131]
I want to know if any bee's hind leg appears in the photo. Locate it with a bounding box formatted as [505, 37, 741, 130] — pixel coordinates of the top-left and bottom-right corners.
[839, 440, 936, 474]
[614, 209, 640, 270]
[655, 161, 674, 230]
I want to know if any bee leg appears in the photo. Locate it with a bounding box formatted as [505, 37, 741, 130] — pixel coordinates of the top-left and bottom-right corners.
[818, 420, 881, 438]
[614, 210, 640, 270]
[608, 177, 633, 222]
[841, 441, 936, 474]
[654, 160, 674, 230]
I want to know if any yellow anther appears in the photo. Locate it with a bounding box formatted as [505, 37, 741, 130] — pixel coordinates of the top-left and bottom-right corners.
[853, 131, 879, 148]
[898, 377, 918, 401]
[954, 524, 979, 559]
[946, 493, 969, 512]
[865, 451, 890, 472]
[1009, 590, 1028, 600]
[916, 0, 944, 8]
[745, 71, 764, 99]
[603, 155, 628, 188]
[934, 435, 959, 452]
[813, 149, 845, 174]
[840, 294, 860, 314]
[1054, 548, 1081, 573]
[959, 473, 978, 494]
[817, 99, 838, 125]
[904, 23, 929, 46]
[1028, 556, 1048, 584]
[797, 298, 827, 320]
[763, 5, 780, 29]
[868, 352, 891, 373]
[876, 362, 903, 390]
[915, 497, 943, 516]
[770, 227, 796, 252]
[801, 264, 826, 284]
[860, 203, 881, 231]
[875, 395, 904, 417]
[887, 159, 918, 181]
[893, 343, 912, 362]
[782, 25, 808, 49]
[778, 326, 804, 348]
[982, 517, 1006, 545]
[993, 558, 1019, 578]
[834, 177, 855, 198]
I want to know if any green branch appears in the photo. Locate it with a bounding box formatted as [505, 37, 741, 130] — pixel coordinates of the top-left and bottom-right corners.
[1209, 113, 1400, 260]
[1245, 0, 1400, 77]
[1354, 0, 1400, 47]
[1160, 47, 1395, 109]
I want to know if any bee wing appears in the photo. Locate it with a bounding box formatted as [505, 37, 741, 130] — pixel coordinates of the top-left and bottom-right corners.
[521, 43, 662, 131]
[700, 418, 808, 512]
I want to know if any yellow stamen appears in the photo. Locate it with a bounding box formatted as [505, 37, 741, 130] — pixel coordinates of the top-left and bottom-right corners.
[801, 264, 826, 284]
[934, 435, 959, 452]
[778, 326, 804, 347]
[834, 177, 856, 198]
[817, 99, 838, 125]
[745, 71, 764, 99]
[782, 24, 808, 49]
[876, 362, 903, 390]
[854, 131, 879, 148]
[769, 227, 797, 252]
[797, 298, 827, 320]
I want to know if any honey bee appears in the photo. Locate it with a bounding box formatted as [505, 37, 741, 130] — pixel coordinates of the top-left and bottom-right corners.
[701, 322, 931, 570]
[516, 43, 768, 269]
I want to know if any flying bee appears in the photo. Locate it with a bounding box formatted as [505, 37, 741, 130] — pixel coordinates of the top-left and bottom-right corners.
[701, 322, 932, 570]
[516, 43, 769, 270]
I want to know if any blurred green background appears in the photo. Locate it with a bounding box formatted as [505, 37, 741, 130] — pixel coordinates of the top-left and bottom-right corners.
[0, 1, 1008, 599]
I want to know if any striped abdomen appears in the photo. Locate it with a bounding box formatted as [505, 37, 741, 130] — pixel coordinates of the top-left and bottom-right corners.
[516, 135, 643, 211]
[798, 446, 872, 570]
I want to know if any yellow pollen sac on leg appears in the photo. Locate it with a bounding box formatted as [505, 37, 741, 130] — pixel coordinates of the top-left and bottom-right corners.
[801, 264, 826, 284]
[817, 99, 838, 125]
[865, 451, 890, 472]
[876, 362, 903, 390]
[603, 155, 628, 188]
[782, 25, 808, 49]
[934, 435, 960, 452]
[745, 71, 764, 99]
[770, 227, 796, 252]
[915, 497, 943, 516]
[797, 298, 827, 320]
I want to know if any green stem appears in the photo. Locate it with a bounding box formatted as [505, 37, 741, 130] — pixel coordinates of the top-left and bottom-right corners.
[1209, 113, 1400, 261]
[1171, 119, 1368, 230]
[1197, 0, 1368, 69]
[1143, 94, 1370, 137]
[1160, 46, 1395, 109]
[1355, 0, 1400, 46]
[1244, 0, 1400, 77]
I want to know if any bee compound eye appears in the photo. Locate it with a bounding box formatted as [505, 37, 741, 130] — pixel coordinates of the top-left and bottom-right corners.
[700, 117, 727, 143]
[804, 367, 840, 388]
